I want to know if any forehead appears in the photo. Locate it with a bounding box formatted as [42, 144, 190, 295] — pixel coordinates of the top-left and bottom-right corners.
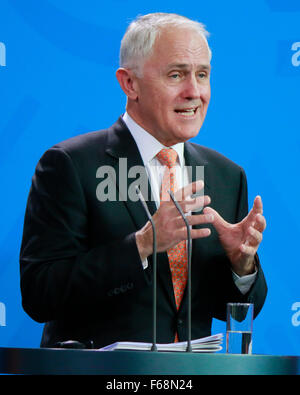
[146, 27, 211, 68]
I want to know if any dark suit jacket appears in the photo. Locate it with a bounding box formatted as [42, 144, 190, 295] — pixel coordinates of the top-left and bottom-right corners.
[20, 117, 267, 348]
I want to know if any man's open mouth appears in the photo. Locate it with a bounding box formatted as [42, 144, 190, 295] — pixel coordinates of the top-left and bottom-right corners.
[174, 107, 198, 116]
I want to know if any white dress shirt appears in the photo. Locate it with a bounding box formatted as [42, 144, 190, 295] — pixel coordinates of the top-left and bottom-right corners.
[122, 112, 256, 294]
[122, 112, 187, 208]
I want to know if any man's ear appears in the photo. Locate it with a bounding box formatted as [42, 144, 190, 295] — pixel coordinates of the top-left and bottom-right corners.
[116, 68, 139, 101]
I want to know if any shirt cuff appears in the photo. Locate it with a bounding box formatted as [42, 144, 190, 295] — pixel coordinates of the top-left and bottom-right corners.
[232, 269, 257, 295]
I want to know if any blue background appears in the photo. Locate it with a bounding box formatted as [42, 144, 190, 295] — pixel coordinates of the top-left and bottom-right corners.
[0, 0, 299, 355]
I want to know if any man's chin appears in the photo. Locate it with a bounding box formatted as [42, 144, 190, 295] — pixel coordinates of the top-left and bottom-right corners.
[178, 126, 201, 141]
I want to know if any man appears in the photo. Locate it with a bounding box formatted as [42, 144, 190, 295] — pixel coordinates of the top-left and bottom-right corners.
[20, 13, 267, 348]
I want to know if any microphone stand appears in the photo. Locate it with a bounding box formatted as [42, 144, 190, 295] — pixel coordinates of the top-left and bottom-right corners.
[136, 186, 157, 351]
[168, 190, 192, 352]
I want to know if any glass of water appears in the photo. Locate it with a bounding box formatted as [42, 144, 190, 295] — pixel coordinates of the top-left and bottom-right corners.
[226, 303, 254, 354]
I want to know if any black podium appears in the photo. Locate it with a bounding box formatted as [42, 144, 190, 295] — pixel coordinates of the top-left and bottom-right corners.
[0, 347, 299, 375]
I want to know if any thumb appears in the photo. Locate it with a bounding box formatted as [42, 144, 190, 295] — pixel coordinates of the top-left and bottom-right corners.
[243, 195, 263, 225]
[203, 206, 229, 232]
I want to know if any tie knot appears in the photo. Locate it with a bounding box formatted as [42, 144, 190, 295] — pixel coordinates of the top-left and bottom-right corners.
[156, 148, 178, 168]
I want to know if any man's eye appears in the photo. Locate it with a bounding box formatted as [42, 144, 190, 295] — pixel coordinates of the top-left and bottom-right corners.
[198, 72, 207, 79]
[170, 73, 180, 79]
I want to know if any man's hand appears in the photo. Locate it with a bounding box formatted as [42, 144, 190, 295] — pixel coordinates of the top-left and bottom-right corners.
[135, 180, 214, 261]
[203, 196, 266, 276]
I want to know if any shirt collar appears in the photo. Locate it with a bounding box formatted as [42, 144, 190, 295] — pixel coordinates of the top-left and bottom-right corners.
[122, 112, 185, 167]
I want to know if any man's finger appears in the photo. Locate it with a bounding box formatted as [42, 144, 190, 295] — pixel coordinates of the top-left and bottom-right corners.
[243, 196, 263, 226]
[186, 213, 215, 226]
[190, 228, 211, 239]
[246, 226, 263, 247]
[203, 206, 229, 232]
[240, 243, 257, 257]
[253, 195, 263, 214]
[181, 195, 211, 213]
[253, 213, 266, 233]
[173, 213, 214, 229]
[247, 196, 263, 223]
[174, 180, 204, 201]
[172, 224, 211, 245]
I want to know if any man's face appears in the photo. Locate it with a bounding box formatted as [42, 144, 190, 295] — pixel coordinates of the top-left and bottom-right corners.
[130, 27, 211, 146]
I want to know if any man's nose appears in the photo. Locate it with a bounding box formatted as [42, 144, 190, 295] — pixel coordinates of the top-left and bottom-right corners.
[182, 75, 201, 100]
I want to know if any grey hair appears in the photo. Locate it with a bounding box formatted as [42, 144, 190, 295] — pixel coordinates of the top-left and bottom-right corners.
[119, 13, 212, 76]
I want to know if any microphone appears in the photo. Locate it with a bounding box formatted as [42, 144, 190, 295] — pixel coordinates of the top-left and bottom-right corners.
[168, 190, 192, 352]
[136, 186, 157, 352]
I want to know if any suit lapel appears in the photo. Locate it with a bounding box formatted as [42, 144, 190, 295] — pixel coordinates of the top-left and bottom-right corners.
[184, 142, 209, 188]
[105, 118, 157, 230]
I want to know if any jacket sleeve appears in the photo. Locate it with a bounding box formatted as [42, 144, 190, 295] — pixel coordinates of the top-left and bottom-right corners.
[236, 167, 268, 318]
[19, 147, 148, 323]
[212, 167, 267, 321]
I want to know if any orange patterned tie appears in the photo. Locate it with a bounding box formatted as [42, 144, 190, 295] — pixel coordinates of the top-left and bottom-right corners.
[156, 148, 188, 310]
